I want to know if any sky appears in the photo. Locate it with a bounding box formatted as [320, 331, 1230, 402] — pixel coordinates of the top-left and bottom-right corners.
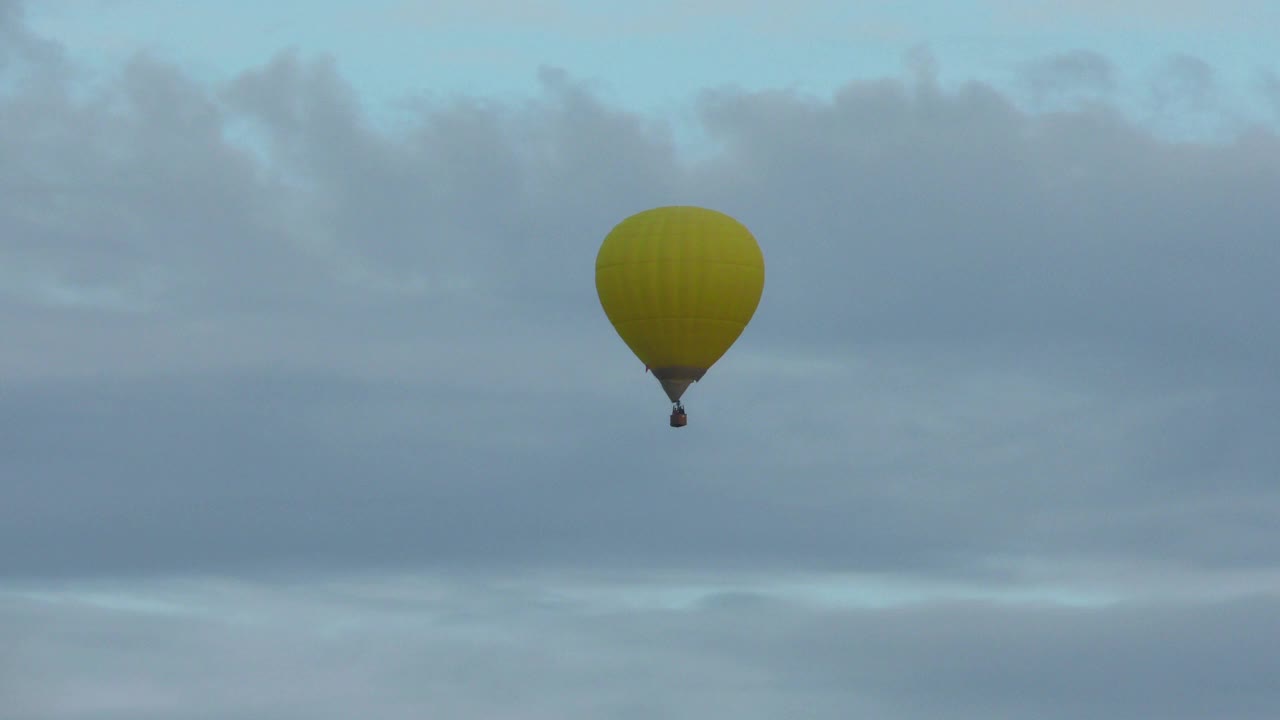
[3, 0, 1280, 717]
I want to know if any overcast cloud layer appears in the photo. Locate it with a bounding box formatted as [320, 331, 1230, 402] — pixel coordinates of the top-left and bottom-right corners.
[3, 1, 1279, 717]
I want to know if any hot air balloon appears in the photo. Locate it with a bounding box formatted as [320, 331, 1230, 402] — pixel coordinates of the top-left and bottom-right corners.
[595, 205, 765, 427]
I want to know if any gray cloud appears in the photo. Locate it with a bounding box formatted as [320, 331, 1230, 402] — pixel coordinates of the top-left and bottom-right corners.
[1149, 53, 1217, 112]
[3, 11, 1280, 716]
[1261, 67, 1280, 120]
[0, 0, 17, 31]
[3, 18, 1279, 586]
[1020, 49, 1115, 102]
[3, 576, 1278, 720]
[0, 0, 55, 78]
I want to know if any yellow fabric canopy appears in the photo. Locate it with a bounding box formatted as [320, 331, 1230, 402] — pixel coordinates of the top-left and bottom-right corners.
[595, 205, 765, 402]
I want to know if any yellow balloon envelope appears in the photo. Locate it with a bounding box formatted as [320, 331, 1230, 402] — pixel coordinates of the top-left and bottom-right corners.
[595, 206, 765, 416]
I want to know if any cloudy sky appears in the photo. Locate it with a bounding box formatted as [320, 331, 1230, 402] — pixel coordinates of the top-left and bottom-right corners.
[4, 0, 1280, 717]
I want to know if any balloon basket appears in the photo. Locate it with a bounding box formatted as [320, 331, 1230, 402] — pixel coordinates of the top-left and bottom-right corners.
[670, 411, 688, 428]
